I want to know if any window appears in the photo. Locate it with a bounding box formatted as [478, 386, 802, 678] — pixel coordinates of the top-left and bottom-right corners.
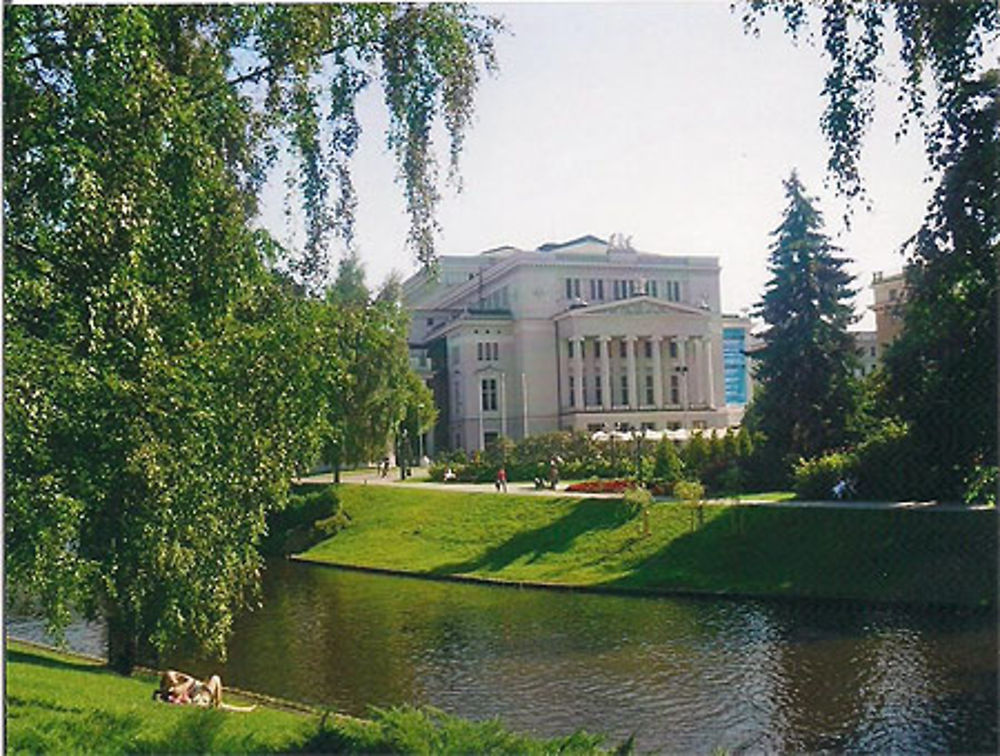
[645, 374, 654, 405]
[568, 339, 574, 359]
[641, 422, 655, 431]
[889, 288, 898, 301]
[566, 278, 581, 299]
[569, 376, 576, 407]
[628, 280, 637, 296]
[594, 340, 601, 358]
[692, 420, 707, 430]
[619, 340, 627, 358]
[669, 341, 678, 359]
[581, 376, 588, 406]
[478, 342, 499, 362]
[595, 375, 602, 405]
[667, 421, 681, 431]
[427, 318, 434, 327]
[670, 375, 680, 404]
[481, 378, 498, 411]
[579, 340, 585, 359]
[620, 374, 629, 405]
[870, 346, 876, 357]
[644, 340, 652, 359]
[590, 279, 605, 301]
[647, 280, 658, 297]
[673, 281, 681, 301]
[484, 431, 499, 447]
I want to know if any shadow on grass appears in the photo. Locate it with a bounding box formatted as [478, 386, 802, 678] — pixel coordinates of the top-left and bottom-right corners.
[7, 648, 107, 673]
[430, 498, 637, 576]
[604, 505, 997, 606]
[132, 708, 229, 754]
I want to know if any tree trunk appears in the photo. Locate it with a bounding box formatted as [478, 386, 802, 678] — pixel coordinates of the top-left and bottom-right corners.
[106, 612, 138, 675]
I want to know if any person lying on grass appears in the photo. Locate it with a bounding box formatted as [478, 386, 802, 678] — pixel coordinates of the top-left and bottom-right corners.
[153, 670, 256, 712]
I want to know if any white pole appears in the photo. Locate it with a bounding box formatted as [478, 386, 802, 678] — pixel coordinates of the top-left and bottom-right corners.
[521, 372, 529, 439]
[501, 372, 507, 439]
[478, 376, 484, 451]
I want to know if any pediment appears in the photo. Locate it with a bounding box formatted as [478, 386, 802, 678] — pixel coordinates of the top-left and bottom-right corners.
[554, 295, 707, 321]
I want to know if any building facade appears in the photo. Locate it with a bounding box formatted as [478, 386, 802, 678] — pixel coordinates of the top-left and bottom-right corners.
[852, 270, 908, 377]
[403, 235, 752, 454]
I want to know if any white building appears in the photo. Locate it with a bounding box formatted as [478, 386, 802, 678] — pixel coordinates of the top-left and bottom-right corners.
[403, 235, 752, 454]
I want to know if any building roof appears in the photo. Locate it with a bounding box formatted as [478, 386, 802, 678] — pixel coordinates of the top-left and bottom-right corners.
[537, 234, 607, 252]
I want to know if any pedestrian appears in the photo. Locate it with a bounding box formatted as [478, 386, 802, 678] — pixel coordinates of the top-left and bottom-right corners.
[497, 467, 507, 492]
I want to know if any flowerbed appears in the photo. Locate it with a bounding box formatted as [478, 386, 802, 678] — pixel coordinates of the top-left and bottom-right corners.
[565, 478, 635, 494]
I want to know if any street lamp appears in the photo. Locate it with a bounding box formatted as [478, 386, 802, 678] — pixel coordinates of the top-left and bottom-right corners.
[630, 424, 646, 484]
[417, 403, 425, 464]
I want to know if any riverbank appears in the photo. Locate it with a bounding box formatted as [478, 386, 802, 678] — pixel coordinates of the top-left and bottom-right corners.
[6, 641, 605, 754]
[299, 484, 997, 606]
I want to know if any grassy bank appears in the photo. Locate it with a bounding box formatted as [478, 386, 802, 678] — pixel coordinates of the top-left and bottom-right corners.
[6, 642, 604, 754]
[300, 485, 997, 606]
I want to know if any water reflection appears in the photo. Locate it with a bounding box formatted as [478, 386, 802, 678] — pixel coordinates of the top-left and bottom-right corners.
[8, 560, 996, 752]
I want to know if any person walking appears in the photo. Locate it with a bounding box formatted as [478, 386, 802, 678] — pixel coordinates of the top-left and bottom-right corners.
[496, 467, 508, 492]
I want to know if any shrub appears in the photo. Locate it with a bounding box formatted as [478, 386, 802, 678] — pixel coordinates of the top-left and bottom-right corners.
[792, 453, 855, 500]
[263, 486, 344, 555]
[673, 480, 705, 504]
[964, 465, 998, 507]
[853, 420, 924, 500]
[622, 486, 653, 518]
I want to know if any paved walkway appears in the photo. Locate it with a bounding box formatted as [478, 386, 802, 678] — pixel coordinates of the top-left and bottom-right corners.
[297, 469, 991, 511]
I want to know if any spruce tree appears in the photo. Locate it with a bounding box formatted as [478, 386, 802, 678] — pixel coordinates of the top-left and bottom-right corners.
[749, 172, 858, 472]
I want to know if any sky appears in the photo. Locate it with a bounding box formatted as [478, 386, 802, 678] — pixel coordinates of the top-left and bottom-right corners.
[257, 2, 936, 331]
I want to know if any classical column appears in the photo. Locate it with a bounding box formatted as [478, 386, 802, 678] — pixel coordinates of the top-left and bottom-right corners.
[678, 337, 690, 410]
[625, 336, 638, 410]
[600, 336, 612, 411]
[652, 336, 664, 408]
[703, 336, 715, 409]
[690, 337, 702, 407]
[572, 336, 584, 409]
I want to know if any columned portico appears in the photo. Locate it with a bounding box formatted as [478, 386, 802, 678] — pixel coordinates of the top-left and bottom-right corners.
[572, 336, 584, 409]
[678, 336, 690, 410]
[652, 336, 664, 408]
[625, 336, 637, 410]
[600, 336, 612, 411]
[703, 336, 715, 408]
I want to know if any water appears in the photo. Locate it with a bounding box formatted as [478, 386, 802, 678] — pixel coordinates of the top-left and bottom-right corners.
[9, 560, 997, 752]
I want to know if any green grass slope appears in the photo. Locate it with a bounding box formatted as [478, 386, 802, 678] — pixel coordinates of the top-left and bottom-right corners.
[6, 642, 604, 754]
[300, 485, 997, 606]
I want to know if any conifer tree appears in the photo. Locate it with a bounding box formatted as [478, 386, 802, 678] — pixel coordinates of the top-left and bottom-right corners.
[652, 436, 684, 484]
[748, 172, 858, 472]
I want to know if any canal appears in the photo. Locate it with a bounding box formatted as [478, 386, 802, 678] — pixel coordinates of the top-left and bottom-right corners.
[8, 559, 997, 752]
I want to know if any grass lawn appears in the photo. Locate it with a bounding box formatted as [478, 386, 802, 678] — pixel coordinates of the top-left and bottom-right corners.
[301, 485, 997, 606]
[6, 642, 605, 754]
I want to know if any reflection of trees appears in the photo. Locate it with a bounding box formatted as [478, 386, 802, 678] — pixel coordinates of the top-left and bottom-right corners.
[165, 565, 995, 752]
[757, 605, 996, 752]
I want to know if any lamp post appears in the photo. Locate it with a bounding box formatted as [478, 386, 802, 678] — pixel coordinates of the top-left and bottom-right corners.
[399, 427, 408, 480]
[631, 425, 646, 485]
[417, 403, 425, 464]
[674, 364, 689, 429]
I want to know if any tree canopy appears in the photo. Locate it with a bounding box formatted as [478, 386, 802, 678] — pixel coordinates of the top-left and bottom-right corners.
[748, 172, 858, 470]
[741, 1, 999, 203]
[4, 4, 499, 672]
